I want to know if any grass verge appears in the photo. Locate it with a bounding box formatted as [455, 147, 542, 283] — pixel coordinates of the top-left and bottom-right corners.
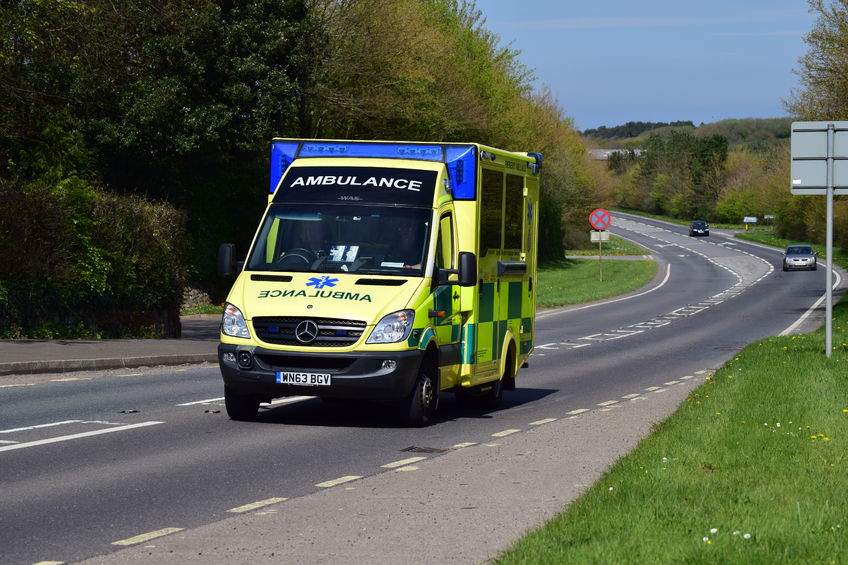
[566, 235, 648, 257]
[497, 304, 848, 563]
[180, 304, 224, 316]
[537, 259, 657, 308]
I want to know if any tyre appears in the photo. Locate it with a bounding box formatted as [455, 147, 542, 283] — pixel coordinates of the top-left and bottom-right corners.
[224, 386, 260, 421]
[782, 263, 788, 272]
[400, 361, 438, 427]
[477, 376, 503, 409]
[812, 264, 818, 271]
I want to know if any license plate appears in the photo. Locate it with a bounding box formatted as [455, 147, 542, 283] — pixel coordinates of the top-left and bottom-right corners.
[275, 371, 331, 386]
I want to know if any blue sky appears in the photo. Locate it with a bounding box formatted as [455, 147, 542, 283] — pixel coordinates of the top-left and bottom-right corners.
[481, 1, 816, 130]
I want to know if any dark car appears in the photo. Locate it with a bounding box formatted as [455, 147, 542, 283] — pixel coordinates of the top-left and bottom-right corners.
[783, 245, 817, 271]
[689, 220, 710, 237]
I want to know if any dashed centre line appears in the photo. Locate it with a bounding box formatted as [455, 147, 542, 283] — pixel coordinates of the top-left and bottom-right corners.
[491, 429, 521, 438]
[597, 400, 619, 407]
[452, 442, 478, 449]
[112, 527, 184, 546]
[529, 418, 558, 426]
[567, 408, 589, 415]
[664, 380, 680, 385]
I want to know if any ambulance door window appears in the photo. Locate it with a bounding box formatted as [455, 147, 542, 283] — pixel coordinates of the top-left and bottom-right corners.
[436, 214, 454, 269]
[480, 169, 504, 257]
[503, 174, 524, 252]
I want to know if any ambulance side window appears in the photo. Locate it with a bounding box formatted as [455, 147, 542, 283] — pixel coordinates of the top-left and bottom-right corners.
[504, 174, 524, 250]
[436, 214, 454, 269]
[480, 168, 503, 257]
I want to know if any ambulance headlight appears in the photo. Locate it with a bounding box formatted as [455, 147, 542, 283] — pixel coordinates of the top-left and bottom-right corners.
[222, 303, 251, 339]
[367, 310, 415, 344]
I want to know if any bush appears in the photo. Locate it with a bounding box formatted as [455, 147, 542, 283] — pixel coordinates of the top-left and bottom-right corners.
[0, 178, 186, 338]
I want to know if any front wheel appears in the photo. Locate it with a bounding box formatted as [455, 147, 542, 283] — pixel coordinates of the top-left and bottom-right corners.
[225, 387, 260, 421]
[812, 264, 818, 271]
[400, 363, 438, 427]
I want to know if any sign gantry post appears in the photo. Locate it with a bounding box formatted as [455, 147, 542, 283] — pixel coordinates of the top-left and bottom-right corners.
[790, 121, 845, 357]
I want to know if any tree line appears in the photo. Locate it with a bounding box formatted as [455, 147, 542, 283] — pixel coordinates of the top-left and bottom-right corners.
[0, 0, 611, 338]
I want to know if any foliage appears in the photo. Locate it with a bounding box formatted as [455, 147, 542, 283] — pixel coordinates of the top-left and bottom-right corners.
[0, 177, 185, 338]
[584, 121, 694, 139]
[788, 0, 848, 119]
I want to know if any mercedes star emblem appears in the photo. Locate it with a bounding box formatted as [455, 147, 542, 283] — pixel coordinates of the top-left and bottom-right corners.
[295, 320, 319, 343]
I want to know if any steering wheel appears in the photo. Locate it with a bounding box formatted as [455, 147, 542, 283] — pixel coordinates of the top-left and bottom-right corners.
[277, 247, 314, 266]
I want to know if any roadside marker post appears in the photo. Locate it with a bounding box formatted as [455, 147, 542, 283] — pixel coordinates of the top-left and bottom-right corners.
[589, 208, 612, 282]
[790, 121, 847, 357]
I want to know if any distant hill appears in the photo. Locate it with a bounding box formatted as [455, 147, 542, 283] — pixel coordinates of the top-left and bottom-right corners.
[585, 117, 792, 151]
[583, 121, 694, 139]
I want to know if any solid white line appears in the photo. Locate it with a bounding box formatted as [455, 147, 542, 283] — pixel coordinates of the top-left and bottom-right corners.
[316, 475, 361, 488]
[566, 408, 589, 415]
[452, 442, 478, 448]
[529, 418, 558, 426]
[227, 497, 288, 513]
[597, 400, 619, 407]
[780, 265, 843, 336]
[0, 420, 81, 434]
[0, 383, 37, 388]
[32, 561, 65, 565]
[112, 527, 183, 546]
[381, 456, 426, 469]
[176, 397, 224, 406]
[50, 377, 92, 382]
[491, 428, 521, 438]
[0, 421, 163, 453]
[537, 263, 671, 319]
[0, 440, 19, 444]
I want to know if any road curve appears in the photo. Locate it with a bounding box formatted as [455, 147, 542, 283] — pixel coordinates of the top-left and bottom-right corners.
[0, 212, 837, 564]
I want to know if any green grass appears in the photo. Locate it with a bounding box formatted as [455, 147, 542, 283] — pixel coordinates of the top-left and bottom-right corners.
[180, 304, 224, 316]
[536, 259, 657, 308]
[613, 208, 743, 230]
[566, 235, 648, 257]
[737, 227, 848, 270]
[498, 303, 848, 564]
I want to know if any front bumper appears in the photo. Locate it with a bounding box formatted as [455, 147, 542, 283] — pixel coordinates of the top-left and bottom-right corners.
[218, 344, 423, 401]
[785, 261, 815, 270]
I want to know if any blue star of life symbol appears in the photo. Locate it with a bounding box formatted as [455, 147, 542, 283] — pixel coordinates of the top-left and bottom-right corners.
[306, 275, 339, 289]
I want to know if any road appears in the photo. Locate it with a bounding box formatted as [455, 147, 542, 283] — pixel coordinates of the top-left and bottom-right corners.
[0, 213, 840, 564]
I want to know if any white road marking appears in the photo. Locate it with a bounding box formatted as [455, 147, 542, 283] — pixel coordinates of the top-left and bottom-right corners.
[571, 343, 591, 349]
[694, 370, 707, 375]
[116, 373, 143, 377]
[644, 386, 661, 392]
[680, 375, 694, 380]
[176, 397, 224, 406]
[491, 429, 521, 438]
[32, 561, 65, 565]
[50, 377, 92, 382]
[452, 442, 477, 449]
[536, 343, 559, 350]
[566, 408, 589, 415]
[0, 420, 81, 434]
[112, 527, 184, 546]
[0, 383, 36, 388]
[0, 440, 18, 444]
[265, 396, 313, 406]
[664, 380, 680, 385]
[621, 393, 641, 399]
[780, 264, 842, 335]
[227, 497, 288, 513]
[597, 400, 619, 407]
[0, 421, 163, 453]
[529, 418, 558, 426]
[316, 475, 362, 488]
[381, 456, 426, 469]
[651, 388, 668, 393]
[394, 465, 419, 472]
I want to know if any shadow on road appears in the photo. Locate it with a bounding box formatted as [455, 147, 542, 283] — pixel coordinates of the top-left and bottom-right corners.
[255, 387, 559, 429]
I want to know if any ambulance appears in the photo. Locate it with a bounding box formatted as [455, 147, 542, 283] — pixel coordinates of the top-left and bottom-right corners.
[217, 139, 541, 426]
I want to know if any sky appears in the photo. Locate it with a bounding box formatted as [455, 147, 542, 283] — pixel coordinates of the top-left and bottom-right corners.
[481, 0, 817, 130]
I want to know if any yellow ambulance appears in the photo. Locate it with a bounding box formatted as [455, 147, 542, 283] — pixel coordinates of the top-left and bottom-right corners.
[217, 139, 541, 426]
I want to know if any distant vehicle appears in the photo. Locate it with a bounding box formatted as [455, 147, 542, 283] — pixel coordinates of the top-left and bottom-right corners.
[783, 245, 817, 271]
[689, 220, 709, 237]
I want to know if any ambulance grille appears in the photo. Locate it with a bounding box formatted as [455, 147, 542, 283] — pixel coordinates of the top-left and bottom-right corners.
[253, 317, 367, 347]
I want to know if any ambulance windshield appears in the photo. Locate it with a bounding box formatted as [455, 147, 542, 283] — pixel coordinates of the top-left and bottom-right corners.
[246, 204, 431, 275]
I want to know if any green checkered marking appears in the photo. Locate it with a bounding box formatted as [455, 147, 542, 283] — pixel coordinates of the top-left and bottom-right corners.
[478, 283, 495, 323]
[451, 324, 461, 342]
[521, 316, 532, 335]
[520, 339, 533, 354]
[508, 282, 522, 319]
[434, 285, 453, 318]
[461, 323, 476, 364]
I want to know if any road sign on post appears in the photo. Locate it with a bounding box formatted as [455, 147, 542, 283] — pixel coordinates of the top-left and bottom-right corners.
[790, 121, 841, 357]
[589, 209, 612, 282]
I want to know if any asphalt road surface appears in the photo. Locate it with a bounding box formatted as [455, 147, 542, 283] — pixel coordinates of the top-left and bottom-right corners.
[0, 213, 840, 565]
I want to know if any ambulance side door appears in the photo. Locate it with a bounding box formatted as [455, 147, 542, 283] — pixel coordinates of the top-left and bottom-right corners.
[432, 208, 462, 387]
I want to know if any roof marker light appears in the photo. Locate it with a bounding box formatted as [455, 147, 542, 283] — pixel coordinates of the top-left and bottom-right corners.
[299, 142, 443, 160]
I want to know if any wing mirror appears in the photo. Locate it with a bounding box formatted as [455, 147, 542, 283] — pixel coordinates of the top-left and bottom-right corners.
[437, 251, 477, 287]
[218, 243, 243, 277]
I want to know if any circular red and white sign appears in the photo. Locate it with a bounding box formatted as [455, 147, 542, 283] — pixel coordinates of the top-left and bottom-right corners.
[589, 208, 612, 231]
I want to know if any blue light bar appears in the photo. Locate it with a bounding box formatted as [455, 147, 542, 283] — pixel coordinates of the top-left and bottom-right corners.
[269, 141, 298, 193]
[268, 140, 482, 198]
[445, 145, 477, 200]
[299, 142, 443, 160]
